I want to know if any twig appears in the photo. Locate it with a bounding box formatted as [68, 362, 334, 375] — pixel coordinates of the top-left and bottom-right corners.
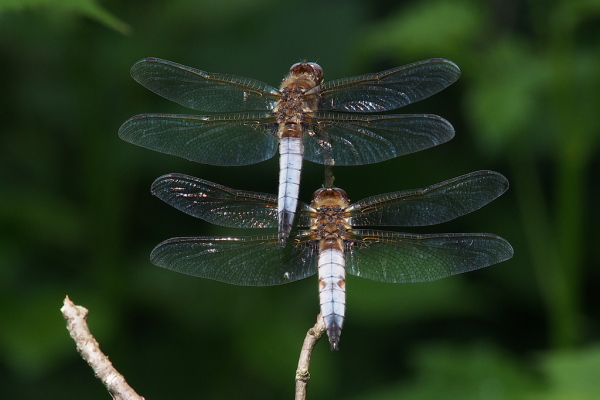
[61, 296, 145, 400]
[295, 313, 326, 400]
[324, 164, 335, 188]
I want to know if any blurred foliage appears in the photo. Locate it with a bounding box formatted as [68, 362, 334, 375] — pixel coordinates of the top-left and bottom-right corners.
[0, 0, 129, 34]
[364, 0, 600, 351]
[0, 0, 599, 399]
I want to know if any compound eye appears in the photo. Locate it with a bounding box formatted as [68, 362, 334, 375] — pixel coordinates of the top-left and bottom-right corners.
[334, 188, 347, 199]
[289, 62, 324, 81]
[312, 187, 349, 205]
[312, 187, 328, 199]
[307, 63, 323, 80]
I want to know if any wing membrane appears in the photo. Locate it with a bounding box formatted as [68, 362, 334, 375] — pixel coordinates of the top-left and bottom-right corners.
[131, 58, 279, 112]
[118, 113, 278, 166]
[303, 113, 454, 165]
[319, 59, 460, 112]
[346, 230, 513, 283]
[151, 174, 313, 228]
[152, 173, 279, 228]
[150, 235, 318, 286]
[347, 171, 509, 226]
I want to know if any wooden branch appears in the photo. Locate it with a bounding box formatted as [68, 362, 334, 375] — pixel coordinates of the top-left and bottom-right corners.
[295, 313, 326, 400]
[324, 164, 335, 188]
[61, 296, 145, 400]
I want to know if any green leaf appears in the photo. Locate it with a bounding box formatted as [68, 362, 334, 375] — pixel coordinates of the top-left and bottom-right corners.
[464, 39, 550, 155]
[0, 0, 130, 34]
[533, 346, 600, 400]
[350, 343, 540, 400]
[363, 0, 483, 59]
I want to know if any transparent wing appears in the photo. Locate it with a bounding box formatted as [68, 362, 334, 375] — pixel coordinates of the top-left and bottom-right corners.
[150, 235, 318, 286]
[319, 59, 460, 112]
[295, 205, 316, 228]
[347, 171, 509, 226]
[303, 113, 454, 165]
[152, 173, 279, 228]
[151, 174, 313, 228]
[346, 230, 513, 283]
[130, 58, 279, 112]
[118, 113, 278, 166]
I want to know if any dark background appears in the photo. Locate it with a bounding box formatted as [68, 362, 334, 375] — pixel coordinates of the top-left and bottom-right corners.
[1, 0, 599, 398]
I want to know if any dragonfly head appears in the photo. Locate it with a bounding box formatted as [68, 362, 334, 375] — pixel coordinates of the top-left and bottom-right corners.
[311, 187, 350, 208]
[289, 62, 323, 83]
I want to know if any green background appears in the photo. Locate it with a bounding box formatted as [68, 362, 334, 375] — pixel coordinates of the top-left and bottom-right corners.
[1, 0, 599, 398]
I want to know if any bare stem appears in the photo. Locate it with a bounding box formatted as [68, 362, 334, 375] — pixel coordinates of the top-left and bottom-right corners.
[61, 296, 145, 400]
[295, 313, 326, 400]
[324, 164, 335, 188]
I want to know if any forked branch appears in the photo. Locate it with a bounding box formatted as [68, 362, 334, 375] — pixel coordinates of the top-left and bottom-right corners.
[295, 313, 326, 400]
[63, 296, 326, 399]
[61, 296, 145, 400]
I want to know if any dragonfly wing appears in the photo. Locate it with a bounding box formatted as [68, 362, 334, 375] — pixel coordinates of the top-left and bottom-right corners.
[131, 58, 279, 112]
[303, 113, 454, 165]
[151, 235, 319, 286]
[119, 113, 278, 166]
[348, 171, 509, 226]
[294, 204, 316, 228]
[319, 59, 460, 112]
[151, 173, 279, 228]
[346, 230, 513, 283]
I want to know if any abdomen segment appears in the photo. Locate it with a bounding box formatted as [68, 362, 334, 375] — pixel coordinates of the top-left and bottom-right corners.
[278, 135, 303, 246]
[318, 247, 346, 350]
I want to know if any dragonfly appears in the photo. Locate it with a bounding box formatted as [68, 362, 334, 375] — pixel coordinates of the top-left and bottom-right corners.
[119, 58, 460, 246]
[149, 170, 513, 350]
